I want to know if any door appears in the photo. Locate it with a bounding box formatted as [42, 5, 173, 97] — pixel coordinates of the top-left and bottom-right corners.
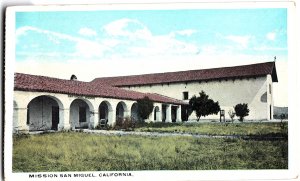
[52, 106, 59, 130]
[79, 107, 87, 123]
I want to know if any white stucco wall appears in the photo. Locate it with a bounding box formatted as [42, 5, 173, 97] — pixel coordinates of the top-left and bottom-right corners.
[13, 90, 181, 132]
[123, 75, 273, 121]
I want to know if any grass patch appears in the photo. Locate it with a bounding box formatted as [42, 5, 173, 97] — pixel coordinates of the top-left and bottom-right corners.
[135, 122, 288, 137]
[13, 132, 288, 172]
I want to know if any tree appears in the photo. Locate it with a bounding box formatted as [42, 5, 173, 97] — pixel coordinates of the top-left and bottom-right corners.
[234, 103, 249, 122]
[189, 91, 220, 121]
[137, 96, 154, 120]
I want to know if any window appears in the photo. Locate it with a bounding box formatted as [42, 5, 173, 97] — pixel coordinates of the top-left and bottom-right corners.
[183, 92, 189, 100]
[269, 84, 272, 94]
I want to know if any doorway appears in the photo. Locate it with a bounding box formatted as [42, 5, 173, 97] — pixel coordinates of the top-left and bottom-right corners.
[52, 106, 59, 130]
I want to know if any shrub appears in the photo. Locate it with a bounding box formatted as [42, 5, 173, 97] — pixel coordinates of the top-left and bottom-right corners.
[123, 116, 135, 131]
[113, 116, 135, 131]
[234, 103, 249, 122]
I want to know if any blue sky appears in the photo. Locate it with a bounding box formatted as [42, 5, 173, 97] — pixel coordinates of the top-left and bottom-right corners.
[16, 9, 287, 62]
[15, 8, 288, 106]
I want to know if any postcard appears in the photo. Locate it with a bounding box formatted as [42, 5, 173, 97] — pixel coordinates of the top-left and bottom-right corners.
[4, 2, 298, 181]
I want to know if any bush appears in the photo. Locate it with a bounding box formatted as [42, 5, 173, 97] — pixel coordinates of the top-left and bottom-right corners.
[234, 103, 249, 122]
[123, 116, 136, 131]
[113, 116, 135, 131]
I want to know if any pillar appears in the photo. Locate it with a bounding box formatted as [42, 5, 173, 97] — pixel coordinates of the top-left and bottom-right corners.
[156, 110, 162, 122]
[90, 112, 99, 129]
[149, 110, 154, 122]
[88, 111, 95, 129]
[58, 109, 71, 131]
[124, 110, 130, 119]
[16, 107, 29, 133]
[176, 105, 182, 122]
[108, 109, 116, 126]
[165, 104, 172, 123]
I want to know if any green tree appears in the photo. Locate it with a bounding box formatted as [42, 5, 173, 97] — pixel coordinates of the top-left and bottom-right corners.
[234, 103, 249, 122]
[189, 91, 220, 121]
[137, 96, 154, 120]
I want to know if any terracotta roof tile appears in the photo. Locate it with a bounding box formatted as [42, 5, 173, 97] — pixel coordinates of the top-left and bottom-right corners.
[14, 73, 186, 105]
[14, 62, 277, 105]
[91, 62, 278, 86]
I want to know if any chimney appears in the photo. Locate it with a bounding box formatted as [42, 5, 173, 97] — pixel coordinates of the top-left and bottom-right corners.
[70, 74, 77, 81]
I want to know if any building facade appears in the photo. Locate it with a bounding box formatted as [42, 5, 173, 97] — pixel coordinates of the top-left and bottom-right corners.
[13, 62, 278, 133]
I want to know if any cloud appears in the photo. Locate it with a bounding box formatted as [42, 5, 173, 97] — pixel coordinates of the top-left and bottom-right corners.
[224, 35, 252, 48]
[101, 18, 200, 57]
[253, 45, 287, 51]
[78, 27, 97, 37]
[266, 32, 276, 41]
[16, 26, 36, 37]
[103, 18, 152, 39]
[16, 26, 108, 59]
[16, 21, 200, 61]
[175, 29, 197, 36]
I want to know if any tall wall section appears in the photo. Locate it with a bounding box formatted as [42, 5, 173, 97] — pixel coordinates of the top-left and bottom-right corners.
[122, 75, 273, 120]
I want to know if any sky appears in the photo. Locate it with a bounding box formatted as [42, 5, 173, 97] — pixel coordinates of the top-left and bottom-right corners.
[15, 8, 288, 106]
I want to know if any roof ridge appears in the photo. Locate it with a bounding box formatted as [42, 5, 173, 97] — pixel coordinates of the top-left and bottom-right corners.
[15, 72, 90, 83]
[92, 61, 275, 80]
[14, 72, 187, 105]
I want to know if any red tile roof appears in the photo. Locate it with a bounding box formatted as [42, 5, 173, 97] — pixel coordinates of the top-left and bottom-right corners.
[14, 62, 277, 105]
[92, 62, 278, 86]
[14, 73, 186, 105]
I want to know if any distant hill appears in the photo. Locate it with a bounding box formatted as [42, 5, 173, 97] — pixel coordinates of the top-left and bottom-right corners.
[273, 106, 288, 119]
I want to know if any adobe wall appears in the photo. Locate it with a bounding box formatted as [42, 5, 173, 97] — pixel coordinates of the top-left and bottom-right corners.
[122, 75, 273, 120]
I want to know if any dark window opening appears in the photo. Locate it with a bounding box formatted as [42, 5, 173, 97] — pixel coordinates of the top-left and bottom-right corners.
[183, 92, 189, 100]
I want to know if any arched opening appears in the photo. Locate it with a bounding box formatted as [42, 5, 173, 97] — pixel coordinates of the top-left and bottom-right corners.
[116, 101, 128, 125]
[154, 106, 160, 121]
[27, 95, 63, 131]
[99, 101, 112, 124]
[70, 99, 93, 129]
[131, 103, 141, 123]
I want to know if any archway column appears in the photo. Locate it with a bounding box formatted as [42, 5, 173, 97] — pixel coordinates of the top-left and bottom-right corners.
[90, 111, 98, 129]
[176, 105, 182, 122]
[157, 104, 163, 122]
[16, 107, 29, 133]
[165, 104, 172, 123]
[149, 111, 154, 122]
[58, 108, 71, 131]
[108, 109, 116, 126]
[124, 110, 130, 119]
[156, 110, 162, 122]
[88, 111, 95, 129]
